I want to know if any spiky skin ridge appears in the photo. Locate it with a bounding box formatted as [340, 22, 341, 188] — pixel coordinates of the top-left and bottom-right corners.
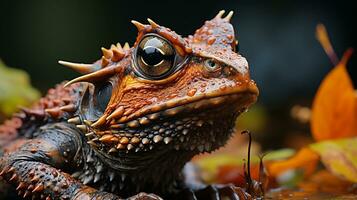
[0, 11, 258, 200]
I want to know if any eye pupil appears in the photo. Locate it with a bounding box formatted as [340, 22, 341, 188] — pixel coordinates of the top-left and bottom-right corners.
[140, 47, 164, 66]
[204, 59, 219, 71]
[207, 60, 216, 68]
[135, 34, 179, 79]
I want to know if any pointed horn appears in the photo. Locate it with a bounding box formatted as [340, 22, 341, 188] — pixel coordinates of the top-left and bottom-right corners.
[215, 10, 225, 19]
[58, 61, 98, 74]
[116, 43, 122, 49]
[147, 18, 159, 28]
[110, 44, 118, 51]
[111, 48, 125, 62]
[64, 65, 119, 87]
[101, 56, 110, 67]
[106, 106, 124, 121]
[116, 43, 124, 53]
[123, 42, 130, 51]
[131, 20, 145, 31]
[224, 11, 234, 21]
[101, 47, 113, 59]
[91, 114, 108, 128]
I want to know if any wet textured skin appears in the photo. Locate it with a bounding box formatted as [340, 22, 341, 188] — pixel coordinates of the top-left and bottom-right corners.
[0, 11, 258, 200]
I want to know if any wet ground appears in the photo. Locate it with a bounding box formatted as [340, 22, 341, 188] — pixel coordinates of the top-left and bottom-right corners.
[266, 189, 357, 200]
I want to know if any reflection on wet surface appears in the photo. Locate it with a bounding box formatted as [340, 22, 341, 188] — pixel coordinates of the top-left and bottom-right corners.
[266, 188, 357, 200]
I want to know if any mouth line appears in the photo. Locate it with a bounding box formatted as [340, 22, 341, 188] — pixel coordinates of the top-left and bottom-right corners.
[84, 87, 257, 154]
[109, 87, 258, 130]
[87, 102, 243, 154]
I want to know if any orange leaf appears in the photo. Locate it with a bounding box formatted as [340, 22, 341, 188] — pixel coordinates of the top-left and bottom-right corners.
[311, 48, 357, 141]
[267, 147, 319, 177]
[216, 164, 260, 186]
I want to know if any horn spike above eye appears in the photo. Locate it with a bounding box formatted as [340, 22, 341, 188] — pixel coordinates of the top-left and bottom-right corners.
[58, 60, 97, 74]
[224, 11, 234, 21]
[110, 44, 118, 51]
[123, 42, 130, 51]
[111, 48, 125, 62]
[215, 10, 226, 18]
[64, 65, 119, 87]
[131, 20, 145, 31]
[147, 18, 159, 28]
[101, 47, 113, 59]
[116, 43, 123, 50]
[101, 56, 110, 67]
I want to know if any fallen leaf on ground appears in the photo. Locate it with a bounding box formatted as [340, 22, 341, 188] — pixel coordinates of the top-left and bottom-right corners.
[266, 147, 319, 178]
[299, 170, 357, 195]
[310, 137, 357, 182]
[267, 169, 357, 199]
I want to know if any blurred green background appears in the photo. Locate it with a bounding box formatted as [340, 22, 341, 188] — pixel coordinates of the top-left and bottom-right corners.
[1, 0, 356, 150]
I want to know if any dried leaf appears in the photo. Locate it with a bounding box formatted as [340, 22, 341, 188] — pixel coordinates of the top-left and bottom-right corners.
[310, 137, 357, 182]
[299, 170, 357, 195]
[267, 170, 357, 199]
[194, 148, 295, 185]
[267, 147, 319, 177]
[316, 24, 339, 65]
[310, 49, 357, 141]
[215, 164, 258, 187]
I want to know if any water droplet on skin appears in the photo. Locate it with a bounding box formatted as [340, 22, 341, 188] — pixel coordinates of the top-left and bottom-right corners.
[227, 34, 234, 40]
[207, 36, 216, 45]
[187, 88, 197, 97]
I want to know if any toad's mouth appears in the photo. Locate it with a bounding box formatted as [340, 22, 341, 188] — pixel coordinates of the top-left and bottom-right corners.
[109, 92, 257, 131]
[108, 82, 259, 130]
[84, 84, 258, 154]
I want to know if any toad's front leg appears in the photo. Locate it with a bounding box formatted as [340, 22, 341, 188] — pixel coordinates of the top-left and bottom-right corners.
[176, 185, 252, 200]
[0, 123, 161, 200]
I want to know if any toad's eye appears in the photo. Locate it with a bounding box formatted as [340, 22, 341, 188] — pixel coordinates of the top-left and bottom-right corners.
[135, 34, 176, 79]
[204, 59, 220, 71]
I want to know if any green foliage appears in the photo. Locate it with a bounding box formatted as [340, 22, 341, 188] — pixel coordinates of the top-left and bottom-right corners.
[0, 60, 40, 118]
[236, 104, 267, 133]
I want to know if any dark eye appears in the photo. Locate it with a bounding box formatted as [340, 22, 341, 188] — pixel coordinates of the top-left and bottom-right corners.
[95, 83, 113, 114]
[135, 34, 176, 79]
[204, 59, 220, 71]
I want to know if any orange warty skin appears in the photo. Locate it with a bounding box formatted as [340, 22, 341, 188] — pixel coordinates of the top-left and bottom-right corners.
[0, 11, 258, 200]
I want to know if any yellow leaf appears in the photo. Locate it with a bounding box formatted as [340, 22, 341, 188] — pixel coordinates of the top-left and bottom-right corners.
[310, 137, 357, 182]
